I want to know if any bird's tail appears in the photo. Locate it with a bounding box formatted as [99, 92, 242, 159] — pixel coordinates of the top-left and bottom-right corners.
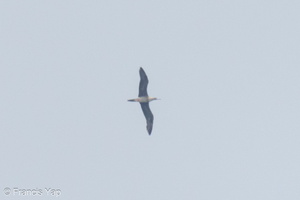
[127, 99, 136, 102]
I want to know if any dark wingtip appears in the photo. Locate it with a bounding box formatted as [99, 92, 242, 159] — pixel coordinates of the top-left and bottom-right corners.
[147, 126, 152, 135]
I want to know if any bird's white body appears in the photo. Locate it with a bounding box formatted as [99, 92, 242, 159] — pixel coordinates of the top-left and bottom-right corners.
[128, 97, 158, 103]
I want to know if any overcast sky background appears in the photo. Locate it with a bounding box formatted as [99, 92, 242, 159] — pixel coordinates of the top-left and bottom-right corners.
[1, 1, 300, 199]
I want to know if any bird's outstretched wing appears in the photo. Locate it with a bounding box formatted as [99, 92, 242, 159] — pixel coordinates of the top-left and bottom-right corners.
[138, 67, 149, 97]
[140, 103, 154, 135]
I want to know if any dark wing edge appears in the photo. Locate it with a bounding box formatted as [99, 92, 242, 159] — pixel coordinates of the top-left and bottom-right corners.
[138, 67, 149, 97]
[140, 103, 154, 135]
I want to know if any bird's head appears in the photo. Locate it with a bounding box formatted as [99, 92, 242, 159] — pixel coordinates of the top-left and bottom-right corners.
[149, 97, 160, 101]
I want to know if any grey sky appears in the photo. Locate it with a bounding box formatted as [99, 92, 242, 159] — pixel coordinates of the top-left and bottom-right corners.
[1, 1, 300, 199]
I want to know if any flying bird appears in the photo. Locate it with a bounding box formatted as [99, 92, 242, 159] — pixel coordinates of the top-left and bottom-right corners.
[128, 67, 159, 135]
